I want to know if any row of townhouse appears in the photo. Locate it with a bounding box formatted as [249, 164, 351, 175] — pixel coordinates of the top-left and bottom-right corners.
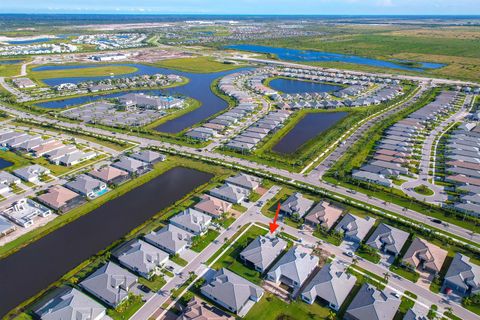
[0, 129, 96, 167]
[186, 70, 259, 141]
[224, 110, 290, 152]
[353, 90, 459, 187]
[444, 121, 480, 216]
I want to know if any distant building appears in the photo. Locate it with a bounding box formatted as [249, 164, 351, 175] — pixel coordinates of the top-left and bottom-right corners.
[12, 77, 36, 88]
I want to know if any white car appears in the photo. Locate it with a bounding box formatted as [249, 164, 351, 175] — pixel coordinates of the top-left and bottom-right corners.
[345, 251, 354, 258]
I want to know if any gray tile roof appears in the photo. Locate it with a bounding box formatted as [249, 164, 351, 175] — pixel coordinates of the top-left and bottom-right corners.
[444, 253, 480, 295]
[34, 287, 106, 320]
[13, 164, 50, 181]
[280, 193, 314, 217]
[209, 183, 250, 204]
[201, 268, 264, 314]
[335, 213, 376, 242]
[346, 283, 400, 320]
[64, 174, 106, 197]
[144, 224, 193, 254]
[170, 208, 212, 235]
[130, 150, 165, 163]
[301, 261, 356, 308]
[80, 262, 137, 307]
[113, 239, 169, 278]
[112, 156, 147, 173]
[225, 173, 261, 190]
[240, 235, 287, 272]
[267, 246, 319, 287]
[365, 223, 409, 255]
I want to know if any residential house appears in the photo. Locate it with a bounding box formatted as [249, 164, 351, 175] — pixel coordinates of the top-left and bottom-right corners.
[335, 214, 376, 243]
[209, 183, 250, 204]
[112, 156, 150, 175]
[225, 173, 261, 191]
[130, 150, 166, 164]
[176, 297, 233, 320]
[0, 216, 15, 237]
[201, 268, 264, 316]
[88, 166, 129, 185]
[64, 174, 107, 199]
[80, 262, 137, 308]
[344, 284, 400, 320]
[442, 253, 480, 296]
[37, 185, 84, 212]
[144, 224, 193, 254]
[170, 208, 212, 235]
[365, 223, 409, 256]
[0, 171, 21, 185]
[280, 193, 314, 218]
[267, 246, 319, 289]
[304, 201, 343, 230]
[239, 235, 287, 272]
[34, 287, 107, 320]
[401, 238, 448, 275]
[13, 165, 50, 183]
[301, 261, 357, 311]
[112, 239, 169, 279]
[2, 198, 51, 228]
[193, 195, 232, 218]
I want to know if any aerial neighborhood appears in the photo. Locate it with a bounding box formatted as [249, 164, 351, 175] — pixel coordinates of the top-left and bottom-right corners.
[0, 9, 479, 320]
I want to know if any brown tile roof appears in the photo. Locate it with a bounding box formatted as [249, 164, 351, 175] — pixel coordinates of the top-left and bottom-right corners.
[193, 195, 232, 218]
[37, 185, 79, 210]
[89, 166, 128, 182]
[447, 161, 480, 171]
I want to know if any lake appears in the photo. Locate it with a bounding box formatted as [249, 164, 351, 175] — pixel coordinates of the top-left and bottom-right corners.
[32, 64, 251, 133]
[0, 60, 23, 65]
[225, 44, 445, 72]
[0, 157, 13, 170]
[272, 112, 348, 154]
[268, 78, 342, 94]
[0, 167, 213, 317]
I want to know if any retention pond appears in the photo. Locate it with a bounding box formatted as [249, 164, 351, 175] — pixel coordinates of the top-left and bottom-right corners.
[0, 166, 213, 317]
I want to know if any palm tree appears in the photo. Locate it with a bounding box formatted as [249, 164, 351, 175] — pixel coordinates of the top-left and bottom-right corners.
[327, 309, 336, 320]
[351, 257, 359, 266]
[383, 272, 391, 282]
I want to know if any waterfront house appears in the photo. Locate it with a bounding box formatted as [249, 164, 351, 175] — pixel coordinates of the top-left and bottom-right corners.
[193, 195, 232, 218]
[225, 173, 261, 191]
[112, 156, 150, 175]
[144, 224, 193, 254]
[13, 164, 50, 183]
[335, 213, 376, 243]
[130, 150, 166, 164]
[2, 198, 51, 228]
[64, 174, 107, 199]
[80, 262, 137, 308]
[88, 166, 129, 185]
[37, 185, 84, 212]
[170, 208, 212, 235]
[209, 183, 250, 204]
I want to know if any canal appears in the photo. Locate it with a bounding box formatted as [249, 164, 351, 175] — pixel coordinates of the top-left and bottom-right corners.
[0, 167, 213, 317]
[272, 112, 348, 154]
[32, 64, 251, 134]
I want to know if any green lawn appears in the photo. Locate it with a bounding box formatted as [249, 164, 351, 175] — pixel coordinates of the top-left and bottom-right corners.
[30, 65, 138, 81]
[0, 61, 22, 77]
[107, 294, 144, 320]
[355, 249, 381, 264]
[138, 274, 166, 292]
[170, 254, 188, 267]
[0, 150, 31, 171]
[390, 264, 420, 283]
[244, 293, 332, 320]
[150, 56, 244, 73]
[190, 229, 220, 253]
[211, 225, 267, 284]
[413, 185, 435, 196]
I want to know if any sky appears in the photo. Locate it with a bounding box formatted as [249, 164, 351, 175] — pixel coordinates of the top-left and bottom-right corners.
[0, 0, 479, 15]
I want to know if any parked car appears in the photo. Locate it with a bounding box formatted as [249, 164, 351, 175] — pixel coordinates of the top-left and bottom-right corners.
[138, 285, 150, 293]
[344, 251, 354, 258]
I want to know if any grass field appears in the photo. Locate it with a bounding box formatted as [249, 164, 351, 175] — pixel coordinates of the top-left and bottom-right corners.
[244, 293, 331, 320]
[150, 56, 245, 73]
[29, 65, 138, 81]
[0, 59, 22, 77]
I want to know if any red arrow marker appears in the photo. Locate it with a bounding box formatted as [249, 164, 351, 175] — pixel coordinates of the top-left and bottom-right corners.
[269, 202, 281, 234]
